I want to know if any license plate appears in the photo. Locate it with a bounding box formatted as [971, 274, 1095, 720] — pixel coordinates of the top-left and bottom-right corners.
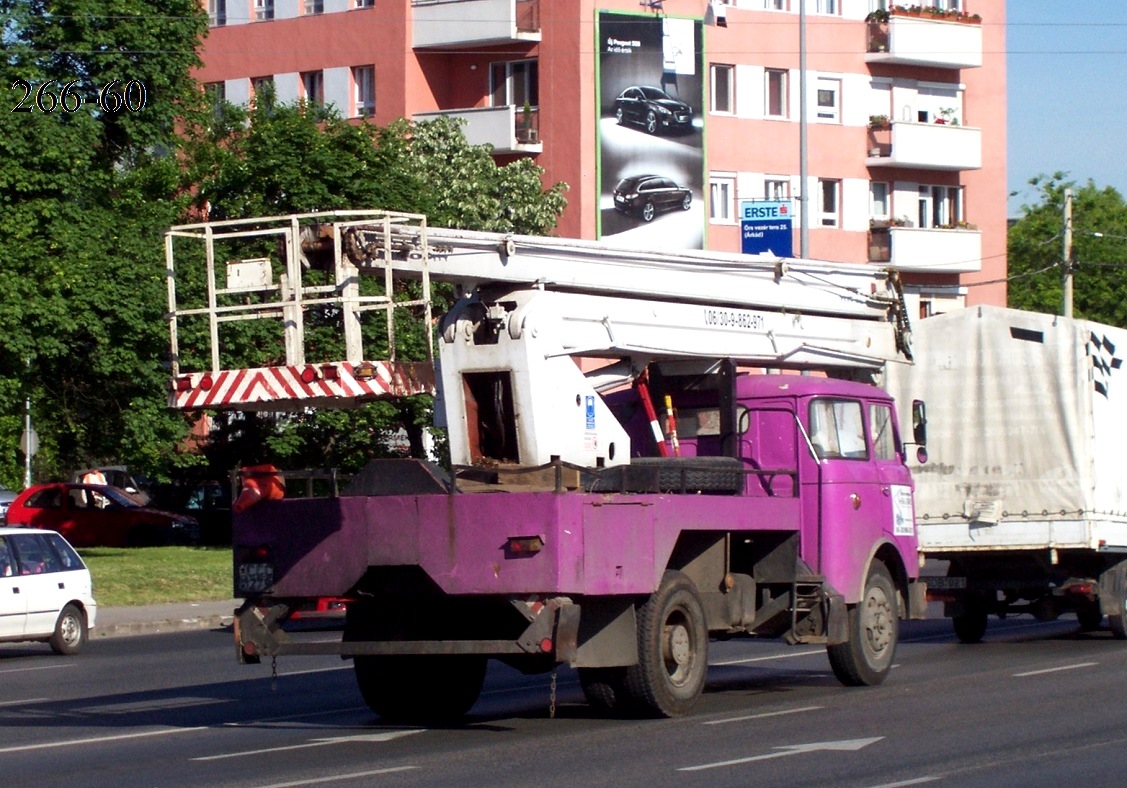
[237, 562, 274, 594]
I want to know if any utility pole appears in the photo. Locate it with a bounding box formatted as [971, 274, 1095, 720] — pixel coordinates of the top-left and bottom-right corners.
[1062, 188, 1073, 318]
[799, 0, 809, 260]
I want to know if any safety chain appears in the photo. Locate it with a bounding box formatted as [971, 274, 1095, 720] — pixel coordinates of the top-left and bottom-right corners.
[549, 670, 557, 719]
[271, 656, 278, 692]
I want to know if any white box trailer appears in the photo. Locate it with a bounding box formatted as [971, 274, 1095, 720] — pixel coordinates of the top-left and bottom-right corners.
[882, 305, 1127, 642]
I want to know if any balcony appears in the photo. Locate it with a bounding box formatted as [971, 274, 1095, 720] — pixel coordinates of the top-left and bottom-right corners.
[412, 105, 542, 154]
[866, 120, 981, 172]
[868, 225, 981, 274]
[413, 0, 541, 48]
[866, 10, 983, 70]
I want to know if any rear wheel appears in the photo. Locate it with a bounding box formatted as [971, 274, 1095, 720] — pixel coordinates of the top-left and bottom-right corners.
[49, 604, 87, 655]
[1077, 602, 1104, 631]
[578, 667, 628, 714]
[354, 654, 486, 723]
[623, 570, 708, 717]
[952, 595, 989, 644]
[615, 107, 624, 124]
[827, 563, 898, 686]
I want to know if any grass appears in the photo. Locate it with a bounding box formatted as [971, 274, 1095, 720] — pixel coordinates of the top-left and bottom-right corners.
[78, 547, 233, 608]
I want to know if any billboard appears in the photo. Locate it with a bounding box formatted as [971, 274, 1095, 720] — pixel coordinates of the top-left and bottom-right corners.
[597, 11, 704, 250]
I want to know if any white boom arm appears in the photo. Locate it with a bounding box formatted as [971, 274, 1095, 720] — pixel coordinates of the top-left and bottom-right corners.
[164, 211, 910, 413]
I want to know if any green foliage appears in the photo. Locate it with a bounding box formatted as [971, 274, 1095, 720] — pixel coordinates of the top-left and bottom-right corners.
[1008, 173, 1127, 327]
[0, 1, 209, 488]
[79, 546, 232, 607]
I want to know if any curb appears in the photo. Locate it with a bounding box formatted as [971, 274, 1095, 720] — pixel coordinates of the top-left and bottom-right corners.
[93, 614, 235, 639]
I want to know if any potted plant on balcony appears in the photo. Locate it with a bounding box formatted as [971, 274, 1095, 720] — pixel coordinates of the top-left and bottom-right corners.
[937, 107, 960, 126]
[518, 100, 537, 143]
[869, 114, 891, 130]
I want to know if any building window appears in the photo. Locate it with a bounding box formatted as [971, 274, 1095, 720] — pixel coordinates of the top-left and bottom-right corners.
[816, 78, 840, 123]
[301, 70, 324, 105]
[490, 59, 539, 108]
[250, 76, 272, 107]
[710, 65, 734, 114]
[813, 0, 839, 13]
[355, 0, 374, 6]
[709, 176, 736, 223]
[208, 0, 226, 27]
[765, 178, 790, 200]
[304, 0, 324, 13]
[870, 182, 889, 219]
[819, 179, 840, 227]
[254, 0, 274, 21]
[353, 66, 375, 117]
[763, 0, 788, 9]
[919, 185, 963, 228]
[765, 69, 788, 118]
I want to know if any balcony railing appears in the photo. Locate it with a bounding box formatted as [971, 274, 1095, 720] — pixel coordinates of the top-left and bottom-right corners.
[866, 120, 981, 172]
[413, 0, 541, 48]
[866, 11, 982, 69]
[868, 225, 981, 274]
[412, 105, 542, 154]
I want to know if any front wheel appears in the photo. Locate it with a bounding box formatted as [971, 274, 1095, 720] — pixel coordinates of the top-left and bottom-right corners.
[827, 563, 898, 686]
[1109, 591, 1127, 639]
[681, 193, 692, 210]
[623, 570, 708, 717]
[641, 202, 656, 222]
[354, 654, 487, 723]
[645, 111, 658, 134]
[49, 603, 87, 655]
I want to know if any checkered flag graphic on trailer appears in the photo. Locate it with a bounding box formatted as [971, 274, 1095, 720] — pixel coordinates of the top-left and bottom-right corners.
[1088, 331, 1122, 398]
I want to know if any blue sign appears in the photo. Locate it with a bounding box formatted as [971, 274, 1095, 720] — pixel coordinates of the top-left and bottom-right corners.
[585, 396, 596, 430]
[740, 200, 794, 257]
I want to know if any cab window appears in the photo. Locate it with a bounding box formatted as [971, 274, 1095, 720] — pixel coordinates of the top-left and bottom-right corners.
[869, 403, 898, 461]
[808, 399, 868, 460]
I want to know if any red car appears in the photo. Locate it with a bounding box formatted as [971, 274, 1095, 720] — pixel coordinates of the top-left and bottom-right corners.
[6, 483, 201, 548]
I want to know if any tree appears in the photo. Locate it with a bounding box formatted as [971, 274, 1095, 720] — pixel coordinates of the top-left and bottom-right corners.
[1008, 174, 1127, 327]
[0, 1, 210, 487]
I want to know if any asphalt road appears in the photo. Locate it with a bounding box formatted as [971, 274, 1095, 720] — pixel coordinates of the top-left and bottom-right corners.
[4, 615, 1127, 787]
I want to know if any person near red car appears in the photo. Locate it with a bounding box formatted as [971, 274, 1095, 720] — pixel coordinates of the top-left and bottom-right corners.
[6, 483, 201, 548]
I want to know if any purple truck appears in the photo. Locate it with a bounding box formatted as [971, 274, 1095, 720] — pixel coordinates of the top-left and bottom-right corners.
[233, 372, 926, 720]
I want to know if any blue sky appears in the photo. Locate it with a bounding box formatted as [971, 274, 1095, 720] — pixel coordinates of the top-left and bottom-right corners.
[1007, 2, 1127, 215]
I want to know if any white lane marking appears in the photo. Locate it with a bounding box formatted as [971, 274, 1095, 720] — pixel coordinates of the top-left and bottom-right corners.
[679, 737, 884, 772]
[0, 726, 207, 755]
[0, 698, 50, 708]
[257, 765, 418, 787]
[222, 705, 370, 727]
[867, 776, 942, 787]
[704, 705, 823, 726]
[0, 663, 73, 675]
[1013, 661, 1098, 677]
[191, 728, 425, 761]
[710, 648, 824, 666]
[76, 697, 232, 715]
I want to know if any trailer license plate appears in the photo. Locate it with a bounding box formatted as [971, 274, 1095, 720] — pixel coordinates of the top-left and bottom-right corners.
[237, 562, 274, 594]
[924, 576, 967, 590]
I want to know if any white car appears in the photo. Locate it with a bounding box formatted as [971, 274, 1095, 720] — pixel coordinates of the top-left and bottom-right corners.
[0, 527, 97, 654]
[0, 484, 17, 524]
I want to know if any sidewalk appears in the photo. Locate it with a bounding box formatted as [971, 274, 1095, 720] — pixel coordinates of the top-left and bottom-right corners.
[93, 599, 240, 639]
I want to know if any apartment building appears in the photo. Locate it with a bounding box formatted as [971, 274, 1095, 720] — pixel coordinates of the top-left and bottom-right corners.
[197, 0, 1007, 314]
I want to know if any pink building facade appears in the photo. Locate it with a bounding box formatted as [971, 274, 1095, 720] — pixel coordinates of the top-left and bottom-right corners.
[197, 0, 1007, 314]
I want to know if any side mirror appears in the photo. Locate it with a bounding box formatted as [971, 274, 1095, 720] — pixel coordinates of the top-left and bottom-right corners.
[911, 399, 927, 447]
[910, 399, 928, 464]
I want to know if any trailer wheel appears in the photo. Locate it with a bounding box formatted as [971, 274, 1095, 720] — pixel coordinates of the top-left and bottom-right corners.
[578, 667, 628, 714]
[1077, 602, 1104, 632]
[952, 599, 988, 644]
[353, 655, 486, 723]
[827, 562, 898, 686]
[623, 570, 708, 717]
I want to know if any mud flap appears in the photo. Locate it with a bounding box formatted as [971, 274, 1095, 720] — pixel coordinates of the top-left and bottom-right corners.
[826, 593, 848, 645]
[908, 579, 928, 620]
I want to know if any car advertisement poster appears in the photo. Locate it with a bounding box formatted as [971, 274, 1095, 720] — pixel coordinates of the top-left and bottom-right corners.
[597, 11, 704, 250]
